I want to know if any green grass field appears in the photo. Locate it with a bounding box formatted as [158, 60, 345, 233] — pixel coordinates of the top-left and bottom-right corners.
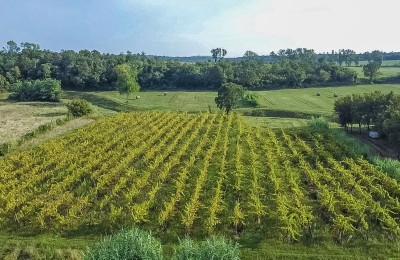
[354, 60, 400, 66]
[66, 84, 400, 118]
[350, 66, 400, 79]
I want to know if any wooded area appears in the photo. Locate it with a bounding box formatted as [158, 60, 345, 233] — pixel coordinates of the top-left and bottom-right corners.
[0, 41, 362, 92]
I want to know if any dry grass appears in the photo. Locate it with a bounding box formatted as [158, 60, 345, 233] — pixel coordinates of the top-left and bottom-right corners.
[19, 117, 94, 150]
[0, 98, 68, 144]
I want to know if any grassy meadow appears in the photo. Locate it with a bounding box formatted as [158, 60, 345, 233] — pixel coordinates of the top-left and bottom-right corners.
[354, 59, 400, 66]
[0, 99, 68, 144]
[350, 66, 400, 79]
[64, 84, 400, 123]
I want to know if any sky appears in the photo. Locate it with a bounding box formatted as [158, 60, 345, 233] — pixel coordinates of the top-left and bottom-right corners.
[0, 0, 399, 57]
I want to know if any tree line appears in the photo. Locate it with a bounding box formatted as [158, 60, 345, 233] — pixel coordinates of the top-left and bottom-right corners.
[0, 41, 360, 92]
[334, 91, 400, 156]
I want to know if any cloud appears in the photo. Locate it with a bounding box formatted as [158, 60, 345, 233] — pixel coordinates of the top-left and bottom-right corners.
[184, 0, 400, 55]
[1, 0, 399, 56]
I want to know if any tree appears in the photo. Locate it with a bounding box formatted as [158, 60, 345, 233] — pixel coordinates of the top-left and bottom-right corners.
[363, 50, 383, 83]
[350, 94, 365, 133]
[0, 74, 9, 92]
[215, 83, 244, 113]
[202, 65, 225, 90]
[363, 62, 381, 83]
[38, 63, 52, 79]
[115, 64, 140, 102]
[9, 79, 62, 102]
[334, 96, 353, 130]
[243, 50, 258, 59]
[211, 48, 227, 63]
[382, 96, 400, 158]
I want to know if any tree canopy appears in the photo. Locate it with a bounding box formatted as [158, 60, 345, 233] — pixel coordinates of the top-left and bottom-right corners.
[0, 41, 384, 93]
[363, 50, 383, 83]
[334, 91, 400, 156]
[214, 83, 244, 113]
[115, 64, 140, 101]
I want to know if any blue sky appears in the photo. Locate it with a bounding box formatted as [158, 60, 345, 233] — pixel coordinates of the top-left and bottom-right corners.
[1, 0, 399, 56]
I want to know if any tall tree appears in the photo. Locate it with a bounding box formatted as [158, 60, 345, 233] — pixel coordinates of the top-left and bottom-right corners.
[115, 64, 140, 102]
[382, 95, 400, 158]
[211, 48, 227, 62]
[243, 50, 258, 60]
[363, 62, 381, 83]
[334, 96, 353, 130]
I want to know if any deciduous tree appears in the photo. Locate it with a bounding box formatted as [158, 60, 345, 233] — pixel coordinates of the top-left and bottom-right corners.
[211, 48, 227, 63]
[115, 64, 140, 102]
[215, 83, 244, 113]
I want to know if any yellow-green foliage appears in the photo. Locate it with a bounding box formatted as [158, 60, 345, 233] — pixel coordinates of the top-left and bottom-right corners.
[0, 112, 400, 244]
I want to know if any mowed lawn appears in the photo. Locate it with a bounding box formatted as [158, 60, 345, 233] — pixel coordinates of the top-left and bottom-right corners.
[256, 84, 400, 115]
[351, 66, 400, 79]
[354, 60, 400, 66]
[82, 84, 400, 116]
[97, 91, 219, 111]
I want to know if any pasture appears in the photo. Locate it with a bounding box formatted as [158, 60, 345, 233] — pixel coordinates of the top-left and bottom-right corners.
[351, 66, 400, 79]
[66, 84, 400, 117]
[353, 60, 400, 66]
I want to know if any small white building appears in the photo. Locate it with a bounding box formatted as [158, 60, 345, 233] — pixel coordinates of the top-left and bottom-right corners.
[369, 131, 379, 139]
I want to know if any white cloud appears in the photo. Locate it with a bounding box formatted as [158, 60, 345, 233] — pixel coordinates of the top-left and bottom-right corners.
[184, 0, 400, 56]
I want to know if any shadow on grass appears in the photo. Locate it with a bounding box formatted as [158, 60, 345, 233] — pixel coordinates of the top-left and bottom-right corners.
[243, 109, 332, 120]
[63, 91, 134, 112]
[38, 112, 67, 117]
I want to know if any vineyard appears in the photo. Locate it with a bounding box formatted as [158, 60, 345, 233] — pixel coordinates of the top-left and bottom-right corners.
[0, 112, 400, 244]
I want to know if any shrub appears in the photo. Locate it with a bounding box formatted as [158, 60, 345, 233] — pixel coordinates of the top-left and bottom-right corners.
[0, 142, 15, 156]
[66, 99, 93, 117]
[173, 236, 240, 260]
[242, 92, 260, 107]
[307, 116, 330, 133]
[9, 79, 62, 102]
[372, 157, 400, 182]
[84, 228, 163, 260]
[172, 238, 198, 260]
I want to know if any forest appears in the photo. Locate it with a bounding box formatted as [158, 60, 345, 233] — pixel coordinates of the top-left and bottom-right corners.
[0, 41, 363, 92]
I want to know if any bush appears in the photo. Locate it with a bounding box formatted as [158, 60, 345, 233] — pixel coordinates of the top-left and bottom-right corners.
[9, 79, 62, 102]
[172, 238, 198, 260]
[0, 142, 15, 156]
[66, 99, 93, 117]
[84, 228, 163, 260]
[307, 116, 330, 133]
[173, 236, 240, 260]
[242, 92, 260, 107]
